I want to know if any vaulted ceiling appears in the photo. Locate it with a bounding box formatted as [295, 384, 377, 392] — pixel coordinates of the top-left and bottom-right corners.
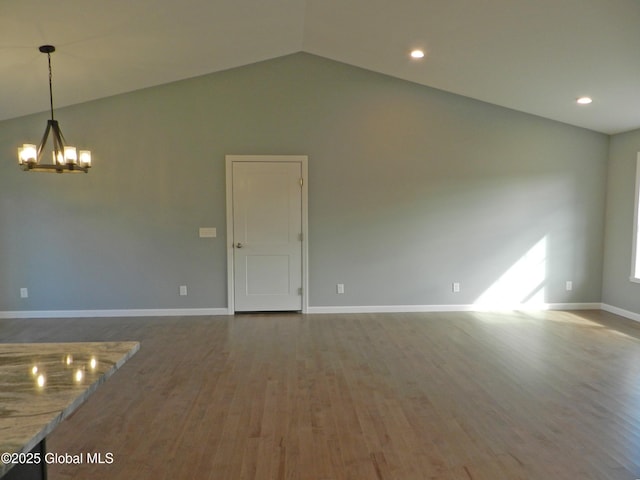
[2, 0, 639, 134]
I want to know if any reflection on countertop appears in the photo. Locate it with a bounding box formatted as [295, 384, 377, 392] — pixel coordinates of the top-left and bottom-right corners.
[0, 341, 140, 476]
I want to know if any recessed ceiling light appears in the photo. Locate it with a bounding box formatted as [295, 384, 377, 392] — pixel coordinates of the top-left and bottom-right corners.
[410, 49, 425, 59]
[576, 96, 593, 105]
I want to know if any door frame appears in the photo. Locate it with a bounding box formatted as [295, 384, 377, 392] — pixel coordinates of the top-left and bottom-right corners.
[225, 155, 309, 314]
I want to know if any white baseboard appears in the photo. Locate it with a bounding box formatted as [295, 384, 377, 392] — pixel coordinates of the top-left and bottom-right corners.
[0, 303, 607, 320]
[0, 308, 231, 319]
[601, 303, 640, 323]
[307, 303, 602, 314]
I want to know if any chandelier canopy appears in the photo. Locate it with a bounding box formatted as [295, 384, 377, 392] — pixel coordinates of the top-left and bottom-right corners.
[18, 45, 91, 173]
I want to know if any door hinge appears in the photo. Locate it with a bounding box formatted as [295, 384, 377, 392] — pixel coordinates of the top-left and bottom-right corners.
[298, 232, 303, 241]
[299, 177, 303, 187]
[298, 287, 303, 295]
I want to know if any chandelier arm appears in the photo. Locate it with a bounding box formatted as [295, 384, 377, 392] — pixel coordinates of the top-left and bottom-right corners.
[55, 121, 68, 146]
[51, 121, 66, 149]
[36, 121, 53, 162]
[51, 121, 66, 168]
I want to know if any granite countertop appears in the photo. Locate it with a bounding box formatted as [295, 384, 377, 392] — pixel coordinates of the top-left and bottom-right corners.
[0, 341, 140, 476]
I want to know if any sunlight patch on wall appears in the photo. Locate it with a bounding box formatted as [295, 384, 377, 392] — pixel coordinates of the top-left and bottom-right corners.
[474, 237, 547, 310]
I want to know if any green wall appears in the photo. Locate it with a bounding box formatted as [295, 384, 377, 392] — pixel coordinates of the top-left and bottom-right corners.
[0, 53, 609, 313]
[602, 129, 640, 314]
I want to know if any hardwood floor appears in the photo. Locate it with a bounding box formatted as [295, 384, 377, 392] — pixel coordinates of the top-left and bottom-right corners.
[2, 310, 640, 479]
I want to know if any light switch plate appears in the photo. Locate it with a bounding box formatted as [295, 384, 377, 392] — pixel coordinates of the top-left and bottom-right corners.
[199, 227, 217, 238]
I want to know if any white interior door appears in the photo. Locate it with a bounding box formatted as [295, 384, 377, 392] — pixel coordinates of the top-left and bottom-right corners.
[229, 159, 304, 312]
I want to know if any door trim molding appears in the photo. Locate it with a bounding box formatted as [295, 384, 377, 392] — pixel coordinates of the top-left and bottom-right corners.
[225, 155, 309, 314]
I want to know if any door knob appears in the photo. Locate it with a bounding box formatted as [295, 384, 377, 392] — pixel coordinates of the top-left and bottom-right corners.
[235, 242, 244, 249]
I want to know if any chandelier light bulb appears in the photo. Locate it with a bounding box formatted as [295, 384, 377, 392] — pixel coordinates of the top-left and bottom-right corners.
[53, 150, 65, 165]
[64, 146, 78, 164]
[79, 150, 92, 167]
[18, 144, 37, 165]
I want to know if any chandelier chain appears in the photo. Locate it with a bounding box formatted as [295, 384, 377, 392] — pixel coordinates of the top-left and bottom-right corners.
[47, 51, 54, 121]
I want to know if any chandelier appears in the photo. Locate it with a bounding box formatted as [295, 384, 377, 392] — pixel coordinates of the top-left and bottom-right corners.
[18, 45, 91, 173]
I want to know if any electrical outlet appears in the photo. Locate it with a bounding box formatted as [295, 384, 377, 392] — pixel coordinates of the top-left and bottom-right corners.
[20, 288, 28, 298]
[565, 281, 573, 291]
[452, 282, 460, 293]
[337, 284, 345, 294]
[179, 285, 188, 296]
